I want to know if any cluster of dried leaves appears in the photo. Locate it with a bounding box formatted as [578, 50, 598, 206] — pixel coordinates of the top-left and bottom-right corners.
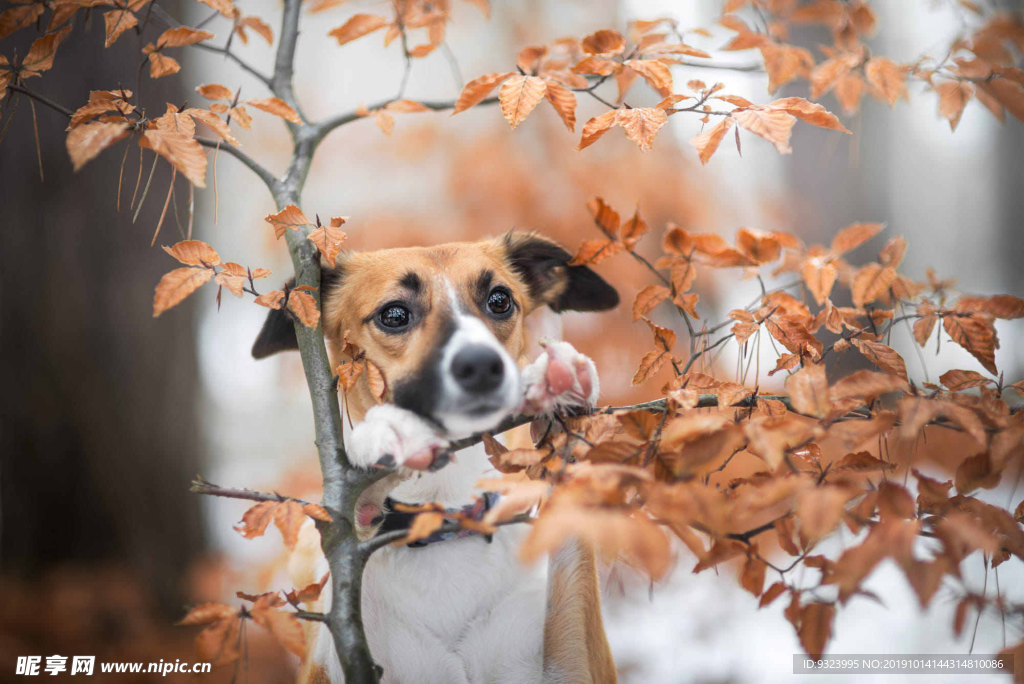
[450, 196, 1024, 662]
[719, 0, 1024, 129]
[450, 22, 849, 158]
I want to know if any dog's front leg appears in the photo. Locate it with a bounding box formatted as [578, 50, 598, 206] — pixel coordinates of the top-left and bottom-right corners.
[520, 339, 600, 415]
[347, 405, 451, 537]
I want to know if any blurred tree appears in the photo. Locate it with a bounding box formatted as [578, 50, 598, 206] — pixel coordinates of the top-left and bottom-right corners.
[0, 5, 205, 612]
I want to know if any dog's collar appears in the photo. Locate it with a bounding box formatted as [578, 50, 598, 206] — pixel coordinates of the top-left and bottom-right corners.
[374, 493, 499, 548]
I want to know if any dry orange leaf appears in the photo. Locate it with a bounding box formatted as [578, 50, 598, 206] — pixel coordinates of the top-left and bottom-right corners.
[140, 127, 207, 187]
[732, 107, 796, 154]
[163, 240, 220, 266]
[786, 364, 830, 418]
[851, 338, 908, 381]
[543, 79, 577, 132]
[452, 72, 514, 115]
[247, 97, 302, 124]
[366, 359, 387, 403]
[157, 26, 214, 47]
[616, 107, 668, 152]
[255, 290, 285, 309]
[581, 29, 625, 55]
[20, 26, 71, 77]
[499, 75, 547, 129]
[308, 220, 347, 267]
[328, 14, 388, 45]
[577, 109, 617, 150]
[690, 117, 734, 165]
[942, 312, 998, 374]
[936, 80, 974, 131]
[287, 290, 320, 329]
[633, 285, 670, 321]
[769, 97, 851, 133]
[153, 267, 213, 317]
[196, 83, 234, 102]
[265, 204, 312, 238]
[865, 56, 907, 106]
[103, 10, 138, 48]
[66, 121, 131, 171]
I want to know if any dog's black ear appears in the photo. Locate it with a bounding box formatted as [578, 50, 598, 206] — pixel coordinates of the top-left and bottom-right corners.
[251, 268, 344, 359]
[503, 232, 619, 313]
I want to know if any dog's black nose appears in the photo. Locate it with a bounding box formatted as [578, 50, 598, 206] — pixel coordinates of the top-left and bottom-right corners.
[451, 345, 505, 394]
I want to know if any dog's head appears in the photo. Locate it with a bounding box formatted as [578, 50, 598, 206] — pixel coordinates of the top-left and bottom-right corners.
[252, 233, 618, 436]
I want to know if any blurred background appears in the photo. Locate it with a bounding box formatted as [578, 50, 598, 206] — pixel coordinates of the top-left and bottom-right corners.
[2, 0, 1023, 681]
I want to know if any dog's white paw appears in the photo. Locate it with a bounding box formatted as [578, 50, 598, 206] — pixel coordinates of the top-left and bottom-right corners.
[520, 339, 600, 415]
[349, 405, 451, 472]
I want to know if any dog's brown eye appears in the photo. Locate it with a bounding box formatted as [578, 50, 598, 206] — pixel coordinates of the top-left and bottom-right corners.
[379, 305, 411, 329]
[487, 288, 512, 316]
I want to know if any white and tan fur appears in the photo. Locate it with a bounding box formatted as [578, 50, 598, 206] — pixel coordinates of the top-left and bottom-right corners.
[254, 234, 619, 684]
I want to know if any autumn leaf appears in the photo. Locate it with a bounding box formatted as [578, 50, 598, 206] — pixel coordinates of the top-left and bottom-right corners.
[616, 107, 668, 152]
[740, 552, 767, 597]
[956, 294, 1024, 319]
[865, 57, 907, 106]
[769, 97, 851, 133]
[163, 240, 220, 266]
[308, 217, 347, 267]
[829, 370, 908, 401]
[690, 117, 734, 165]
[336, 359, 364, 393]
[140, 128, 208, 187]
[452, 72, 513, 115]
[936, 80, 974, 131]
[104, 10, 138, 48]
[499, 75, 547, 129]
[236, 15, 273, 44]
[832, 222, 883, 255]
[568, 239, 624, 266]
[366, 359, 387, 403]
[851, 339, 908, 381]
[632, 318, 676, 385]
[543, 79, 577, 132]
[798, 602, 835, 659]
[786, 364, 830, 418]
[247, 97, 303, 125]
[288, 290, 320, 329]
[20, 26, 71, 77]
[939, 369, 993, 391]
[581, 29, 625, 55]
[265, 204, 312, 238]
[633, 285, 670, 321]
[153, 268, 213, 317]
[255, 290, 285, 309]
[250, 594, 306, 658]
[732, 107, 796, 154]
[196, 83, 234, 102]
[578, 109, 617, 150]
[851, 263, 896, 308]
[272, 501, 306, 548]
[801, 255, 837, 305]
[66, 121, 131, 171]
[942, 312, 998, 374]
[157, 26, 214, 47]
[624, 59, 673, 97]
[329, 13, 388, 45]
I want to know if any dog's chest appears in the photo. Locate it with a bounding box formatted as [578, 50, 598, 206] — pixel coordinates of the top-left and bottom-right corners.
[362, 524, 546, 683]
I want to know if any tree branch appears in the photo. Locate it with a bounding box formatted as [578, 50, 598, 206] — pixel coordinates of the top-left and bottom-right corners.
[358, 513, 532, 558]
[6, 84, 74, 118]
[149, 5, 273, 87]
[189, 478, 318, 507]
[196, 137, 278, 193]
[314, 97, 499, 143]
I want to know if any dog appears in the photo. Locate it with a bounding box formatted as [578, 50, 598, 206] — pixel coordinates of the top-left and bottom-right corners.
[252, 232, 620, 683]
